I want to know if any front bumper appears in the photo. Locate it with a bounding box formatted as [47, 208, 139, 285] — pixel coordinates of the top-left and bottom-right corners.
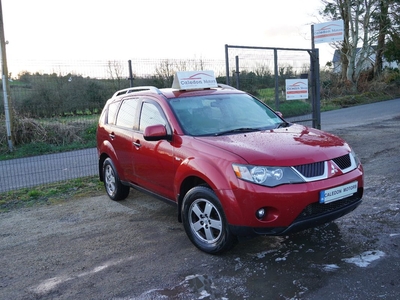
[219, 167, 364, 237]
[229, 189, 362, 237]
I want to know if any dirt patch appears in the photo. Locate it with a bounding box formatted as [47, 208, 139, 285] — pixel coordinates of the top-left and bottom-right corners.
[1, 116, 399, 300]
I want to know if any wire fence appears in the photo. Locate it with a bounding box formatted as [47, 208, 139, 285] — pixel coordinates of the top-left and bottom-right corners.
[224, 44, 318, 127]
[0, 149, 97, 193]
[1, 56, 313, 193]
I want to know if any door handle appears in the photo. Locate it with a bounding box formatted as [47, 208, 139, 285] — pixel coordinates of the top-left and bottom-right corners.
[133, 141, 141, 148]
[109, 132, 115, 139]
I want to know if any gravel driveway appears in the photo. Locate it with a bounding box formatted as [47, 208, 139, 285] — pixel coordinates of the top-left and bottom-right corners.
[1, 113, 399, 299]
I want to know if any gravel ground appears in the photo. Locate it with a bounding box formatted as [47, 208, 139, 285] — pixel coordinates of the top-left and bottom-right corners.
[0, 116, 399, 300]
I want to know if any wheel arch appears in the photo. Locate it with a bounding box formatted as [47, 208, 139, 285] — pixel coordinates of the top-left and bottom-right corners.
[175, 157, 239, 223]
[177, 176, 209, 222]
[98, 153, 109, 182]
[175, 158, 242, 222]
[97, 140, 119, 182]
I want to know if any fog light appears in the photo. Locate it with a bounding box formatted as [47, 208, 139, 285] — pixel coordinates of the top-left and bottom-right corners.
[256, 208, 265, 220]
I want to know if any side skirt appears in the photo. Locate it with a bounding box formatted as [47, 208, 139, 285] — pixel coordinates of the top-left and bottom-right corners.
[122, 180, 178, 208]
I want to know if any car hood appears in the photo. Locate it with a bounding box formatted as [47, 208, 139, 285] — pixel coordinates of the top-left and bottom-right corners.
[194, 124, 349, 166]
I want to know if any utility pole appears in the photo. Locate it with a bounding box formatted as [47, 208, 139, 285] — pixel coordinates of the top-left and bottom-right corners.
[0, 0, 14, 151]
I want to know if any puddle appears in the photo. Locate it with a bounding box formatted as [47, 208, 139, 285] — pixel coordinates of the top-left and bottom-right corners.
[315, 263, 340, 272]
[132, 274, 248, 299]
[342, 250, 385, 267]
[126, 223, 388, 299]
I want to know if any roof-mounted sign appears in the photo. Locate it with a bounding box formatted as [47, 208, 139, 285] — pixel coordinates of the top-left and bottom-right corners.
[172, 70, 218, 90]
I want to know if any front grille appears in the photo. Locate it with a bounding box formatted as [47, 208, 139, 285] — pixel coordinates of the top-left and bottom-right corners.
[333, 154, 351, 169]
[294, 161, 324, 178]
[294, 191, 362, 222]
[294, 154, 352, 179]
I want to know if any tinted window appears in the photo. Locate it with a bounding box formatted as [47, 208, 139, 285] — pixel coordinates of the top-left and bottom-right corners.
[116, 98, 139, 129]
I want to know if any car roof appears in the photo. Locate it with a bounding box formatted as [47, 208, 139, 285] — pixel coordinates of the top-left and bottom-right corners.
[159, 86, 244, 99]
[109, 84, 244, 102]
[108, 71, 246, 102]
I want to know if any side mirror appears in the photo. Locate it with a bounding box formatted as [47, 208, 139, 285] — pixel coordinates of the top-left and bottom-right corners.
[143, 124, 168, 141]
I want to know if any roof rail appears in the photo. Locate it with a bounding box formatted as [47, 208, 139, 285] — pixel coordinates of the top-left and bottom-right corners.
[217, 83, 237, 90]
[112, 86, 162, 98]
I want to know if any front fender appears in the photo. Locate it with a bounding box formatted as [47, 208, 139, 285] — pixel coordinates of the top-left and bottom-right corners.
[174, 157, 245, 224]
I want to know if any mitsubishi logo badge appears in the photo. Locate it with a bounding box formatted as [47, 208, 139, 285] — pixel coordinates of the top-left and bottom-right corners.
[331, 163, 338, 175]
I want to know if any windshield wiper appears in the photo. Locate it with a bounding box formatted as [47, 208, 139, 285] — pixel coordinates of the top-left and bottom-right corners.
[215, 127, 261, 136]
[276, 122, 291, 129]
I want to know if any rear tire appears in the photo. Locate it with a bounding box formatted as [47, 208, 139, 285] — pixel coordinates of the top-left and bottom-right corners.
[182, 186, 237, 254]
[103, 158, 130, 201]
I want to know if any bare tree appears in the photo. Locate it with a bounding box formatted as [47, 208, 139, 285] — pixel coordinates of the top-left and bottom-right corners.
[155, 58, 207, 88]
[254, 63, 272, 77]
[321, 0, 380, 91]
[190, 58, 205, 71]
[106, 60, 125, 90]
[175, 60, 188, 72]
[175, 58, 206, 72]
[155, 59, 175, 87]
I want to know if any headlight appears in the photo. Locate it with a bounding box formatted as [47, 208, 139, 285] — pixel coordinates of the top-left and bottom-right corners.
[350, 148, 361, 166]
[232, 164, 304, 187]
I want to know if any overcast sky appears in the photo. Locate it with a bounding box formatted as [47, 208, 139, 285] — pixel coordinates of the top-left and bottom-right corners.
[2, 0, 334, 74]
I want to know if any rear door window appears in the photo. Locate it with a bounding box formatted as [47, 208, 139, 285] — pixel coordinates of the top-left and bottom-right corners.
[116, 98, 139, 129]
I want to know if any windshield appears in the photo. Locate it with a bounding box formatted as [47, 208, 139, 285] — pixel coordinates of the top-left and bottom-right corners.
[169, 93, 284, 136]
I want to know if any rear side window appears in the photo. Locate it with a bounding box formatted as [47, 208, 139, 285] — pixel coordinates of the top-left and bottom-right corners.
[116, 98, 139, 129]
[107, 102, 119, 125]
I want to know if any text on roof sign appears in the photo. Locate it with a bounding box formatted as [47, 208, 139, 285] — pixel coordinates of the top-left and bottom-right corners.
[172, 70, 218, 90]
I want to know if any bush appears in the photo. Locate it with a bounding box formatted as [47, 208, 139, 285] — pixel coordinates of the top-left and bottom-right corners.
[0, 113, 97, 158]
[9, 73, 113, 118]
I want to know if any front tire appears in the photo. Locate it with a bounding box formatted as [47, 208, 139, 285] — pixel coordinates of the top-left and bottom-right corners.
[103, 158, 130, 201]
[182, 186, 237, 254]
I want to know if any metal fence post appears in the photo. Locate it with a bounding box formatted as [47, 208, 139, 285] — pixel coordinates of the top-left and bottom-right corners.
[274, 49, 279, 110]
[314, 48, 321, 129]
[128, 60, 134, 87]
[235, 56, 240, 89]
[225, 44, 230, 85]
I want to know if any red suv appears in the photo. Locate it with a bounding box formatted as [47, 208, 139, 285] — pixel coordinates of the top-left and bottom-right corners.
[96, 71, 364, 254]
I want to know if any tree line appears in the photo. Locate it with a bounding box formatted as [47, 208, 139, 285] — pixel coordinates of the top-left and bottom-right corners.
[321, 0, 400, 91]
[2, 64, 302, 119]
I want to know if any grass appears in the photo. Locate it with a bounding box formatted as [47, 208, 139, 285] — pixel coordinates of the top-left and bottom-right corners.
[324, 91, 394, 108]
[258, 88, 276, 99]
[0, 176, 104, 213]
[258, 88, 313, 117]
